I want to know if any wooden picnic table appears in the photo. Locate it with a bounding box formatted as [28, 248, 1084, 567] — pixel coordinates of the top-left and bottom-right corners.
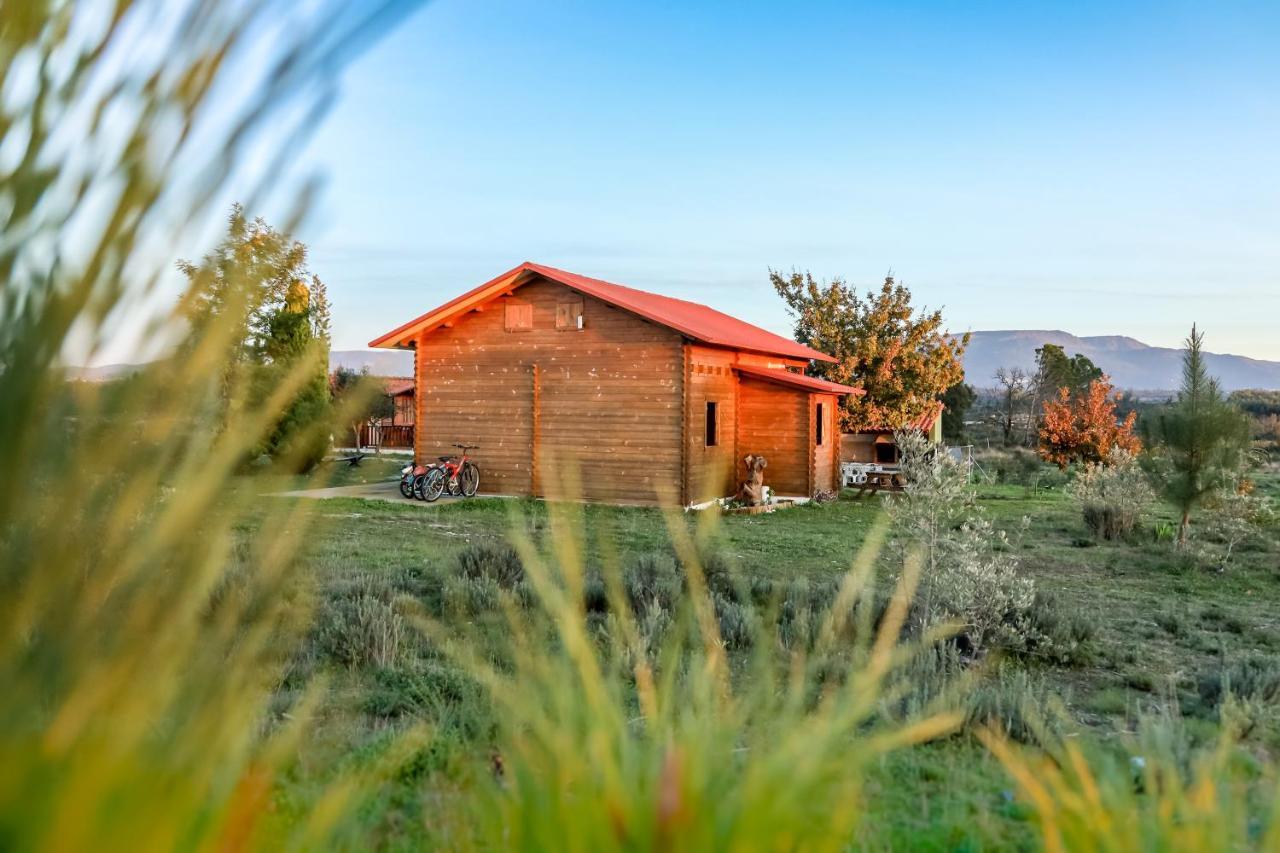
[842, 463, 905, 498]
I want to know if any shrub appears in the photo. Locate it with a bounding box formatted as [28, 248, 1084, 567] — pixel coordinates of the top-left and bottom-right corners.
[886, 431, 1041, 657]
[623, 551, 683, 618]
[1197, 480, 1274, 570]
[312, 573, 411, 669]
[885, 647, 1064, 746]
[965, 665, 1064, 746]
[1067, 448, 1153, 540]
[712, 591, 754, 649]
[1023, 590, 1095, 666]
[1197, 655, 1280, 707]
[456, 540, 524, 588]
[364, 661, 478, 719]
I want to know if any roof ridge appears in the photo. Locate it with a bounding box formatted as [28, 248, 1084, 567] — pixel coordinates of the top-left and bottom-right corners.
[528, 262, 719, 312]
[371, 261, 836, 363]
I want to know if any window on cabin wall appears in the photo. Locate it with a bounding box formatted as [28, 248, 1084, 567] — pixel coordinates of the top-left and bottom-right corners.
[816, 402, 825, 446]
[504, 300, 533, 331]
[556, 299, 584, 330]
[705, 401, 718, 447]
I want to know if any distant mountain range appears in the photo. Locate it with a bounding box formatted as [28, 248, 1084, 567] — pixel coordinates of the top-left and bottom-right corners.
[330, 349, 413, 377]
[66, 337, 1280, 393]
[960, 331, 1280, 393]
[64, 350, 415, 383]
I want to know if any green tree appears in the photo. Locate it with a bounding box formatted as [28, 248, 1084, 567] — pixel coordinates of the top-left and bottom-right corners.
[178, 206, 332, 469]
[1034, 344, 1103, 399]
[331, 366, 396, 450]
[1143, 326, 1252, 546]
[940, 381, 976, 442]
[770, 270, 969, 431]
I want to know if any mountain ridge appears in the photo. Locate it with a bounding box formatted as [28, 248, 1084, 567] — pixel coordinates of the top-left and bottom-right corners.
[960, 330, 1280, 392]
[65, 337, 1280, 393]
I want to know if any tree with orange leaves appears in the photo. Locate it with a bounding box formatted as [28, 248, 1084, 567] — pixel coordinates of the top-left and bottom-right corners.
[1038, 378, 1140, 469]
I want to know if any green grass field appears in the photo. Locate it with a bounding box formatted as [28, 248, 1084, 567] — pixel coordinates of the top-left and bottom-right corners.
[256, 458, 1280, 848]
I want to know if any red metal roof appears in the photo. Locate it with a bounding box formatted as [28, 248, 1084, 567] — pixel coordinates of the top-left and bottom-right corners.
[369, 261, 836, 363]
[384, 378, 415, 396]
[735, 364, 863, 396]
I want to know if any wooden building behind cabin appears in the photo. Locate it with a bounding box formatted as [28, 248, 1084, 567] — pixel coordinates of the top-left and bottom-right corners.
[370, 262, 860, 506]
[840, 402, 944, 465]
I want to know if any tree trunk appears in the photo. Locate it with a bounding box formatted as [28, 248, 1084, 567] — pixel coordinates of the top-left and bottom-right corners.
[1177, 510, 1191, 548]
[352, 423, 361, 451]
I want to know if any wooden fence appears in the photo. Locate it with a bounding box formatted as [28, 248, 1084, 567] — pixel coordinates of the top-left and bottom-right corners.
[359, 423, 414, 449]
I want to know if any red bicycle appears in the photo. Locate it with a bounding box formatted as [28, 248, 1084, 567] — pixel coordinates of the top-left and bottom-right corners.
[415, 443, 480, 502]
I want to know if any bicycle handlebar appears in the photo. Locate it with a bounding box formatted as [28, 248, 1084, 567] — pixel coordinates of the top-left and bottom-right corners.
[452, 443, 479, 449]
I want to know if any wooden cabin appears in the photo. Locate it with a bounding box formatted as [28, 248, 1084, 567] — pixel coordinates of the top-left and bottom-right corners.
[359, 378, 415, 449]
[370, 262, 860, 506]
[840, 402, 944, 466]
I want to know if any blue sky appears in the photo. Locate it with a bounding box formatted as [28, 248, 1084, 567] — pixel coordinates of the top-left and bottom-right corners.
[295, 0, 1280, 360]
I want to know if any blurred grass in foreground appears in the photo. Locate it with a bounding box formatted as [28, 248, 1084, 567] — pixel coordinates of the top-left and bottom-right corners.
[0, 1, 420, 849]
[2, 3, 1278, 852]
[408, 489, 962, 850]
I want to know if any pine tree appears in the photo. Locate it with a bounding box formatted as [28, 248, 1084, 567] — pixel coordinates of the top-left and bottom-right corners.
[1144, 325, 1251, 546]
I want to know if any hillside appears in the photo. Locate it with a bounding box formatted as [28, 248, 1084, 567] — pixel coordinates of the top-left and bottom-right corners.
[330, 349, 414, 376]
[962, 330, 1280, 392]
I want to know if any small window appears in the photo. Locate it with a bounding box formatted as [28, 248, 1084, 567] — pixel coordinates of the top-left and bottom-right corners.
[556, 300, 584, 330]
[705, 401, 718, 447]
[816, 403, 825, 446]
[504, 300, 532, 331]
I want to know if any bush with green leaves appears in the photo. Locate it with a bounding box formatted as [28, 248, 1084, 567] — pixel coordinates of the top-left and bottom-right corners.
[311, 573, 411, 670]
[886, 430, 1040, 658]
[456, 540, 525, 588]
[1197, 480, 1274, 570]
[1067, 448, 1154, 540]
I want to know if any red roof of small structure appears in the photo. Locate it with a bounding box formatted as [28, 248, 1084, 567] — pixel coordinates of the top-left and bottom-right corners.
[734, 364, 863, 396]
[859, 401, 944, 433]
[369, 261, 836, 363]
[384, 378, 415, 396]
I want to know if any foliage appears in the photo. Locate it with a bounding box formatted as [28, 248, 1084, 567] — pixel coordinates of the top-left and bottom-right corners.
[1039, 378, 1141, 469]
[980, 720, 1280, 851]
[1198, 655, 1280, 708]
[1144, 326, 1253, 546]
[406, 500, 964, 850]
[1228, 389, 1280, 417]
[456, 540, 526, 589]
[771, 269, 968, 431]
[886, 431, 1040, 657]
[0, 2, 417, 849]
[1197, 480, 1274, 571]
[331, 366, 395, 449]
[940, 381, 976, 442]
[179, 205, 333, 469]
[1033, 343, 1103, 401]
[1067, 448, 1155, 540]
[311, 574, 412, 670]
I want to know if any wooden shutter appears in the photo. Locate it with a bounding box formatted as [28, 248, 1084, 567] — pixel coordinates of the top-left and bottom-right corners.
[505, 300, 533, 331]
[556, 300, 583, 330]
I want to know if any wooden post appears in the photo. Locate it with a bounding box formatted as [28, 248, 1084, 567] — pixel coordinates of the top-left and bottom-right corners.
[680, 343, 690, 507]
[531, 362, 540, 497]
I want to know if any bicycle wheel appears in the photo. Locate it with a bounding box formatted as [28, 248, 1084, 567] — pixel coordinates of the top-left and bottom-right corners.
[459, 462, 480, 497]
[421, 467, 447, 502]
[412, 472, 430, 500]
[399, 472, 416, 498]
